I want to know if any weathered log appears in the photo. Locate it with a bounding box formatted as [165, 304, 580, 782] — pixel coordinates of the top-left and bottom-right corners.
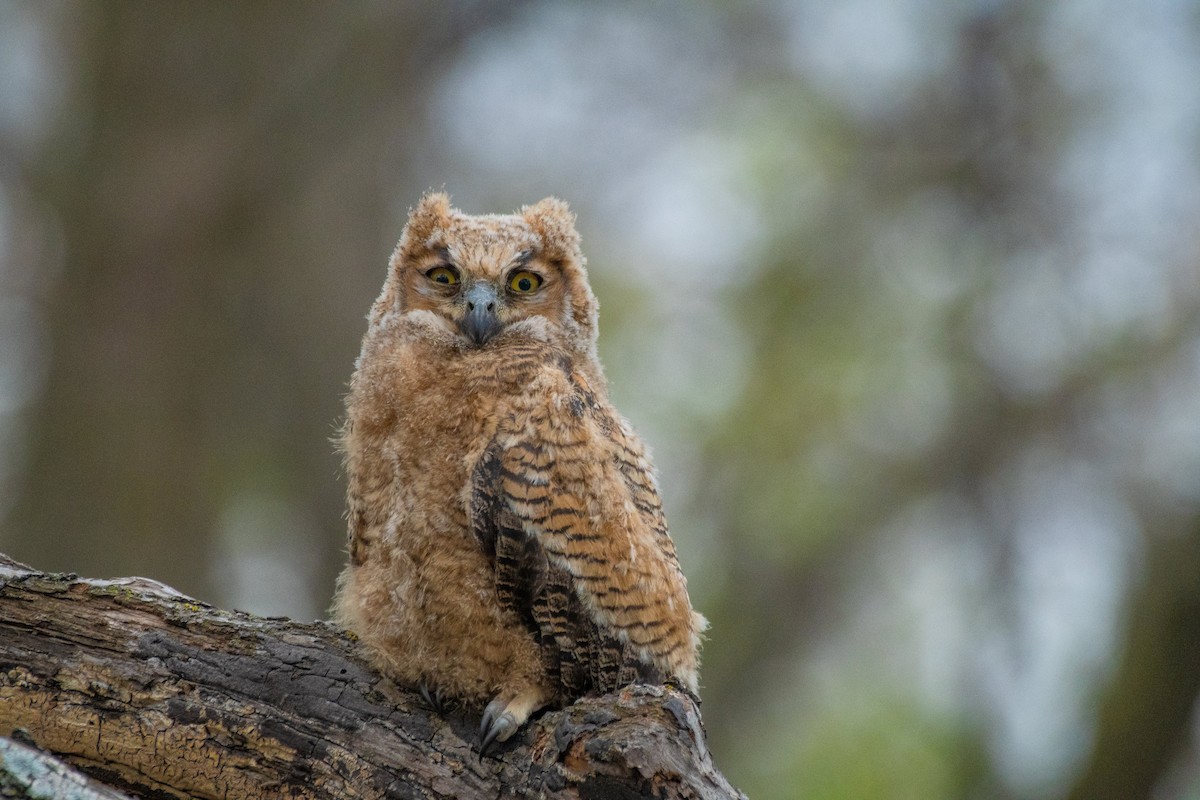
[0, 554, 744, 799]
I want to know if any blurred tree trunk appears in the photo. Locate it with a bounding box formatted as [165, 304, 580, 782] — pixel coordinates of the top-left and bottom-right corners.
[8, 3, 521, 607]
[1065, 524, 1200, 800]
[0, 554, 743, 800]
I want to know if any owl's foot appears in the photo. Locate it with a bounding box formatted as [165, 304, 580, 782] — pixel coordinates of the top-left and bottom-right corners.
[477, 687, 548, 758]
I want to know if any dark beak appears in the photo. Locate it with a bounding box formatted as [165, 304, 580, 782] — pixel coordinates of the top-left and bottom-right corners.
[460, 283, 502, 346]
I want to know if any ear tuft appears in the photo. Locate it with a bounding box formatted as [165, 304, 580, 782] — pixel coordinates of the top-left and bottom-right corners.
[522, 197, 581, 262]
[400, 192, 453, 256]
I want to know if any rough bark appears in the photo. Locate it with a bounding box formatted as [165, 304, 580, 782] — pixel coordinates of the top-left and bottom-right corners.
[0, 554, 744, 800]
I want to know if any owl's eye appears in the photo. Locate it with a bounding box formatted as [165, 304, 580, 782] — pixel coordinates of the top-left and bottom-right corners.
[426, 266, 459, 286]
[508, 271, 543, 294]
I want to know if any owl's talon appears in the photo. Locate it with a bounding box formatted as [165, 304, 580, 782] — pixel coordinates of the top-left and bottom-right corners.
[420, 682, 454, 713]
[478, 697, 518, 759]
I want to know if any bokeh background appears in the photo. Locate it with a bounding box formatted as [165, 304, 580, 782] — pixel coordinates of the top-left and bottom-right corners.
[2, 2, 1199, 798]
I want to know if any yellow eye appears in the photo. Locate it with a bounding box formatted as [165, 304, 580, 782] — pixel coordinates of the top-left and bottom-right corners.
[426, 266, 459, 286]
[508, 270, 543, 294]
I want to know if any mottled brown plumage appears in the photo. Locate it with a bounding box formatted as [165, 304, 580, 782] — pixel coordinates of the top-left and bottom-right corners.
[334, 193, 706, 752]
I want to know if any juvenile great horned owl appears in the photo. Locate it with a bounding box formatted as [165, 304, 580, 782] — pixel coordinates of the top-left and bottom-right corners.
[334, 193, 706, 754]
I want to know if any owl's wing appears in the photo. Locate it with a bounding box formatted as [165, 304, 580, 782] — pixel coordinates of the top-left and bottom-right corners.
[343, 420, 378, 569]
[469, 371, 702, 695]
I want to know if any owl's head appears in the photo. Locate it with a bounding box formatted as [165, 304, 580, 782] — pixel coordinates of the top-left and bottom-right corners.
[376, 192, 598, 359]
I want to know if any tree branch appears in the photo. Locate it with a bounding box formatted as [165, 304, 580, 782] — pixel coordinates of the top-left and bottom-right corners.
[0, 554, 743, 800]
[1, 734, 135, 800]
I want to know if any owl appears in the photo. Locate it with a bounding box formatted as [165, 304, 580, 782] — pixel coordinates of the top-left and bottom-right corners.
[334, 192, 706, 755]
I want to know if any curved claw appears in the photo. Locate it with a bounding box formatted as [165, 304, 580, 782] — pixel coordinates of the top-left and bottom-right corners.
[478, 697, 518, 759]
[419, 682, 449, 713]
[476, 687, 549, 760]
